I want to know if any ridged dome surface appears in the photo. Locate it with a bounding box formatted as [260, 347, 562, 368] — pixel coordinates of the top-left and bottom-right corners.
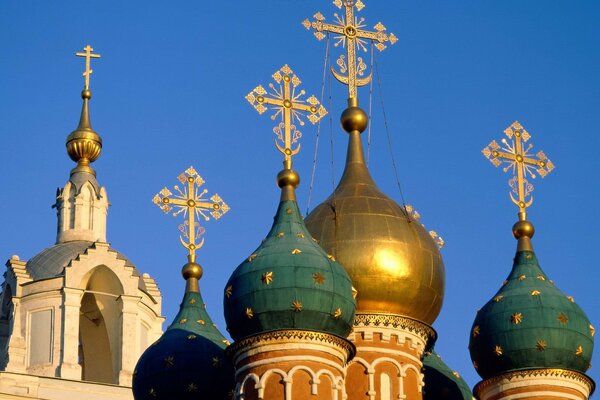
[305, 131, 445, 324]
[133, 290, 234, 400]
[224, 199, 356, 341]
[469, 249, 594, 379]
[423, 351, 473, 400]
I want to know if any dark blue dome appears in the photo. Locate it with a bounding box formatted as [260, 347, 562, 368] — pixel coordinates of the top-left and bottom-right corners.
[133, 290, 234, 399]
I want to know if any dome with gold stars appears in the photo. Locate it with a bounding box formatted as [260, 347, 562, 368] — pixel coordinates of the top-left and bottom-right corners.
[223, 197, 356, 341]
[133, 262, 234, 400]
[305, 102, 445, 325]
[469, 221, 594, 380]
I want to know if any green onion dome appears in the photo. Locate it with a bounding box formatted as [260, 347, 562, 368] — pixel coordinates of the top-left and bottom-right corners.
[223, 198, 356, 341]
[423, 350, 473, 400]
[469, 221, 594, 380]
[133, 263, 234, 400]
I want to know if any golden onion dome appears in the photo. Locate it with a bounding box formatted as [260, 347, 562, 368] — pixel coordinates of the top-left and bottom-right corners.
[305, 101, 445, 325]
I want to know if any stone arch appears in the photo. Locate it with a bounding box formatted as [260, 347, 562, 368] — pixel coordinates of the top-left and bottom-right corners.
[402, 363, 422, 398]
[240, 373, 260, 400]
[372, 358, 402, 400]
[314, 369, 338, 400]
[78, 265, 124, 384]
[346, 358, 371, 400]
[289, 366, 315, 399]
[260, 368, 286, 400]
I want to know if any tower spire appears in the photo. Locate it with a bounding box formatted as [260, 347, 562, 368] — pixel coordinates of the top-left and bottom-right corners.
[246, 64, 327, 200]
[152, 166, 229, 292]
[66, 44, 102, 177]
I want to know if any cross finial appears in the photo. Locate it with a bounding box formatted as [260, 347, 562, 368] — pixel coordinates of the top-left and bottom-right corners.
[246, 65, 327, 169]
[303, 0, 398, 101]
[152, 166, 230, 262]
[482, 121, 555, 220]
[75, 44, 101, 90]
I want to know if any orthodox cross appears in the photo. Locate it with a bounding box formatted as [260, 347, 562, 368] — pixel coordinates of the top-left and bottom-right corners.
[482, 121, 555, 218]
[303, 0, 397, 100]
[152, 166, 229, 262]
[75, 44, 101, 90]
[246, 64, 327, 166]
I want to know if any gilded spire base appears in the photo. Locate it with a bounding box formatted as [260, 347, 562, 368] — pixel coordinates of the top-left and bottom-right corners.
[513, 219, 535, 252]
[66, 92, 102, 177]
[341, 100, 368, 135]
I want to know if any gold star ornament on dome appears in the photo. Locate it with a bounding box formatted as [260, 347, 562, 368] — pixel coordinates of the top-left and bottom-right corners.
[246, 65, 327, 165]
[303, 0, 398, 100]
[482, 121, 555, 218]
[152, 166, 229, 262]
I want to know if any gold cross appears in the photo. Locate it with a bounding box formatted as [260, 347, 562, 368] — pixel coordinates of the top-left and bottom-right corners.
[246, 65, 327, 166]
[75, 45, 101, 90]
[152, 166, 229, 261]
[482, 121, 555, 217]
[303, 0, 398, 100]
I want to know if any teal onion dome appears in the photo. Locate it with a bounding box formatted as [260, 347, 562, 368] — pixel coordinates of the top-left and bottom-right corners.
[133, 284, 234, 399]
[223, 199, 356, 341]
[469, 243, 594, 380]
[423, 351, 473, 400]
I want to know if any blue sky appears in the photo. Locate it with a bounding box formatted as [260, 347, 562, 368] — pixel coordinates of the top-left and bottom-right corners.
[1, 1, 599, 389]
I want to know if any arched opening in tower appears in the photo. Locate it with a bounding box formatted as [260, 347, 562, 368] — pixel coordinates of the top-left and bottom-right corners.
[78, 265, 123, 384]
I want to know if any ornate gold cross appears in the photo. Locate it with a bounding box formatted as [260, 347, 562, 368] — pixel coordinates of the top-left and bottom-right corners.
[246, 64, 327, 165]
[303, 0, 397, 100]
[482, 121, 555, 217]
[75, 44, 101, 90]
[152, 166, 229, 261]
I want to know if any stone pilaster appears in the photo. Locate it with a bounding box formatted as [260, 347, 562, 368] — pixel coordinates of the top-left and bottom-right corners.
[58, 287, 84, 379]
[4, 297, 26, 373]
[118, 294, 141, 386]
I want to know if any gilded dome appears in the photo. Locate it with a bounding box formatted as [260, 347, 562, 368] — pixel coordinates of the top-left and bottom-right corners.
[305, 120, 445, 324]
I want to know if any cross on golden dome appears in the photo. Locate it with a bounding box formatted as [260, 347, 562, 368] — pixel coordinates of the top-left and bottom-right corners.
[246, 65, 327, 167]
[303, 0, 398, 100]
[75, 44, 101, 90]
[482, 121, 555, 219]
[152, 166, 229, 262]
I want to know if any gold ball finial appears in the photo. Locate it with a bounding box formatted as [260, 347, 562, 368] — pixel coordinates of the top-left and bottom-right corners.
[512, 220, 535, 239]
[182, 261, 203, 280]
[340, 105, 368, 134]
[277, 168, 300, 189]
[66, 89, 102, 175]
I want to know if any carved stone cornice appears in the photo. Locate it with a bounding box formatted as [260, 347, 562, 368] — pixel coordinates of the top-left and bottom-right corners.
[474, 368, 595, 398]
[227, 329, 355, 360]
[353, 313, 437, 349]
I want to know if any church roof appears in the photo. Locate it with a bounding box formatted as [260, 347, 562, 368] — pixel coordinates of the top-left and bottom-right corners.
[224, 198, 356, 341]
[423, 351, 473, 400]
[469, 248, 594, 379]
[133, 289, 234, 400]
[26, 240, 146, 290]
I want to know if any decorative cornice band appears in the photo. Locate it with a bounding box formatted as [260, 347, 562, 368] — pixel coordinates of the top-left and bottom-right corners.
[474, 368, 595, 397]
[227, 329, 356, 361]
[353, 313, 437, 348]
